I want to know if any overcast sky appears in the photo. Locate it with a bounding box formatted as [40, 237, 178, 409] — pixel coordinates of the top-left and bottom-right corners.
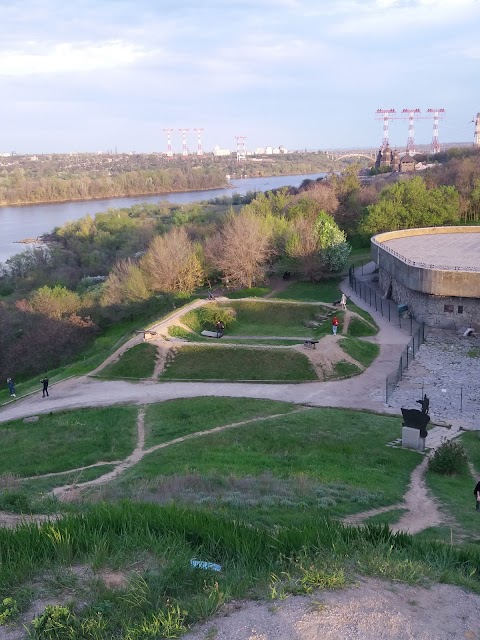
[1, 0, 479, 154]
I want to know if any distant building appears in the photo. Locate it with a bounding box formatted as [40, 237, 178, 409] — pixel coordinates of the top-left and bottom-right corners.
[213, 145, 231, 156]
[399, 153, 416, 172]
[475, 113, 480, 147]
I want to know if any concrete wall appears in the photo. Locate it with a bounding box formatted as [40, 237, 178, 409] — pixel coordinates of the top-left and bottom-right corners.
[371, 227, 480, 298]
[379, 269, 480, 330]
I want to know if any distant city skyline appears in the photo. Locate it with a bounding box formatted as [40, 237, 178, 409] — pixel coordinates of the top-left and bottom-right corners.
[1, 0, 479, 154]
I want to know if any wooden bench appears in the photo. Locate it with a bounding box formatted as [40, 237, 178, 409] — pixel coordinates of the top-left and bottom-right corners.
[303, 339, 319, 349]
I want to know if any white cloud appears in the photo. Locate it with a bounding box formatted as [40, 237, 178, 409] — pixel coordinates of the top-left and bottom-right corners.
[0, 40, 151, 76]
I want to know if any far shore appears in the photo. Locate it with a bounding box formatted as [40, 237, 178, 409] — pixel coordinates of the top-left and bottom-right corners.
[0, 183, 236, 209]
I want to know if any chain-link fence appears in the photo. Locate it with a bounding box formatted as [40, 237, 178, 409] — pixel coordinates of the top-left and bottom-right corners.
[348, 266, 428, 403]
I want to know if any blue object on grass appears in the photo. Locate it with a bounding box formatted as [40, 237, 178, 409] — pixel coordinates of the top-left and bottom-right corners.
[190, 559, 222, 572]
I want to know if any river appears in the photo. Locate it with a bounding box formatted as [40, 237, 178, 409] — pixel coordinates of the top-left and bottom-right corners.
[0, 173, 325, 264]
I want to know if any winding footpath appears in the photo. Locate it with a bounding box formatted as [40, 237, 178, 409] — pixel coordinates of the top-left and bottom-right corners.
[0, 273, 466, 533]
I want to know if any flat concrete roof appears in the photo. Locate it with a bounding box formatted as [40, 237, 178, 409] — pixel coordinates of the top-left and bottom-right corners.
[381, 233, 480, 271]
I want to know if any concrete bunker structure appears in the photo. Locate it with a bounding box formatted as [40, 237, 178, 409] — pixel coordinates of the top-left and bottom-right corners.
[371, 227, 480, 330]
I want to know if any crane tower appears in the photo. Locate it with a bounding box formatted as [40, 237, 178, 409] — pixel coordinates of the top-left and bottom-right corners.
[427, 109, 445, 154]
[163, 128, 174, 158]
[235, 136, 247, 162]
[194, 128, 204, 156]
[401, 109, 421, 153]
[375, 109, 396, 148]
[178, 129, 190, 157]
[474, 113, 480, 147]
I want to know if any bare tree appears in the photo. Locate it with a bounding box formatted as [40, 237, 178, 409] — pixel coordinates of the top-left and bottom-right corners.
[206, 211, 272, 289]
[141, 227, 203, 294]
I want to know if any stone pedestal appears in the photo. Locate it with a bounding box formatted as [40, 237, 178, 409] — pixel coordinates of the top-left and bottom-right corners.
[402, 426, 424, 451]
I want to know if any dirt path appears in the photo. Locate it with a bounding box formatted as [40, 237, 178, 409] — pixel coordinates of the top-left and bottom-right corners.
[48, 407, 310, 501]
[295, 334, 363, 380]
[345, 453, 448, 534]
[152, 343, 171, 379]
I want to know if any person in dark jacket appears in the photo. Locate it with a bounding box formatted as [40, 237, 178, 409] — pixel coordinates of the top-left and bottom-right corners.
[474, 481, 480, 511]
[40, 376, 49, 398]
[6, 378, 16, 398]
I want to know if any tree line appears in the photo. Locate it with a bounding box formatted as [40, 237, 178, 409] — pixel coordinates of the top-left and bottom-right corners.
[1, 148, 479, 382]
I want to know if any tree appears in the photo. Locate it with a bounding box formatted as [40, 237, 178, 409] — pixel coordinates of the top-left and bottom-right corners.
[205, 210, 272, 289]
[361, 177, 460, 235]
[141, 227, 204, 295]
[29, 285, 82, 320]
[286, 211, 350, 281]
[102, 259, 150, 306]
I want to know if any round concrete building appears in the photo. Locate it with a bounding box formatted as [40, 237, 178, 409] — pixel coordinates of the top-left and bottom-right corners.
[371, 226, 480, 330]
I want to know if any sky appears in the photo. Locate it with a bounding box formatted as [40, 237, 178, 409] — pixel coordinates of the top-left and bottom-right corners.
[1, 0, 479, 154]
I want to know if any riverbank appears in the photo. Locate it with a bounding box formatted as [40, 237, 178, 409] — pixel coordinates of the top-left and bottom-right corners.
[0, 183, 231, 209]
[0, 173, 326, 263]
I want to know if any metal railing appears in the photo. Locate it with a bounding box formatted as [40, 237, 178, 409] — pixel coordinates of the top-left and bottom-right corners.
[348, 266, 428, 402]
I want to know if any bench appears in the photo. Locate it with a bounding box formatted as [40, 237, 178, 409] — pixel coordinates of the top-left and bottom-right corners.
[303, 339, 319, 349]
[201, 330, 222, 338]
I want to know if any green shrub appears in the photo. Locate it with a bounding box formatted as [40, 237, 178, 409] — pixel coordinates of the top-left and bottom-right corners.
[184, 305, 237, 333]
[428, 440, 469, 475]
[0, 490, 31, 513]
[0, 597, 19, 625]
[31, 605, 76, 639]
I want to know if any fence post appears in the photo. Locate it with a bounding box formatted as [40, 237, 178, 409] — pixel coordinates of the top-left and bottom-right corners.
[412, 336, 415, 357]
[460, 385, 463, 413]
[410, 316, 413, 336]
[386, 378, 388, 403]
[380, 298, 383, 316]
[388, 301, 391, 322]
[399, 313, 401, 330]
[400, 356, 403, 379]
[369, 288, 372, 306]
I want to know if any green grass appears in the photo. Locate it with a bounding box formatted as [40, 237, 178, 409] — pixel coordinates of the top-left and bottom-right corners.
[273, 279, 342, 303]
[0, 407, 137, 477]
[224, 287, 270, 299]
[347, 317, 378, 337]
[425, 468, 480, 544]
[339, 337, 379, 367]
[424, 432, 480, 544]
[97, 343, 157, 379]
[463, 431, 480, 470]
[220, 300, 338, 338]
[348, 302, 379, 328]
[467, 348, 480, 358]
[144, 398, 297, 447]
[331, 361, 362, 379]
[120, 408, 421, 519]
[168, 326, 302, 346]
[0, 296, 194, 406]
[2, 502, 480, 639]
[160, 345, 318, 381]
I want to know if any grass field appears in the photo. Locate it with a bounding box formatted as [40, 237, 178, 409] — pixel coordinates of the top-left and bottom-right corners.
[144, 397, 297, 447]
[97, 343, 157, 379]
[331, 360, 362, 378]
[0, 407, 137, 477]
[160, 345, 318, 381]
[339, 337, 379, 367]
[182, 300, 338, 339]
[347, 316, 378, 337]
[116, 407, 421, 520]
[225, 287, 270, 298]
[273, 279, 342, 303]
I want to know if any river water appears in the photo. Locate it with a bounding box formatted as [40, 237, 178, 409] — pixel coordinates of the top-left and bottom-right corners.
[0, 173, 325, 264]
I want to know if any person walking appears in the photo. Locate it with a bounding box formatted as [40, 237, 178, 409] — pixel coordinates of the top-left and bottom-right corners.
[332, 316, 339, 335]
[6, 378, 16, 398]
[40, 375, 49, 398]
[340, 293, 347, 310]
[474, 480, 480, 511]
